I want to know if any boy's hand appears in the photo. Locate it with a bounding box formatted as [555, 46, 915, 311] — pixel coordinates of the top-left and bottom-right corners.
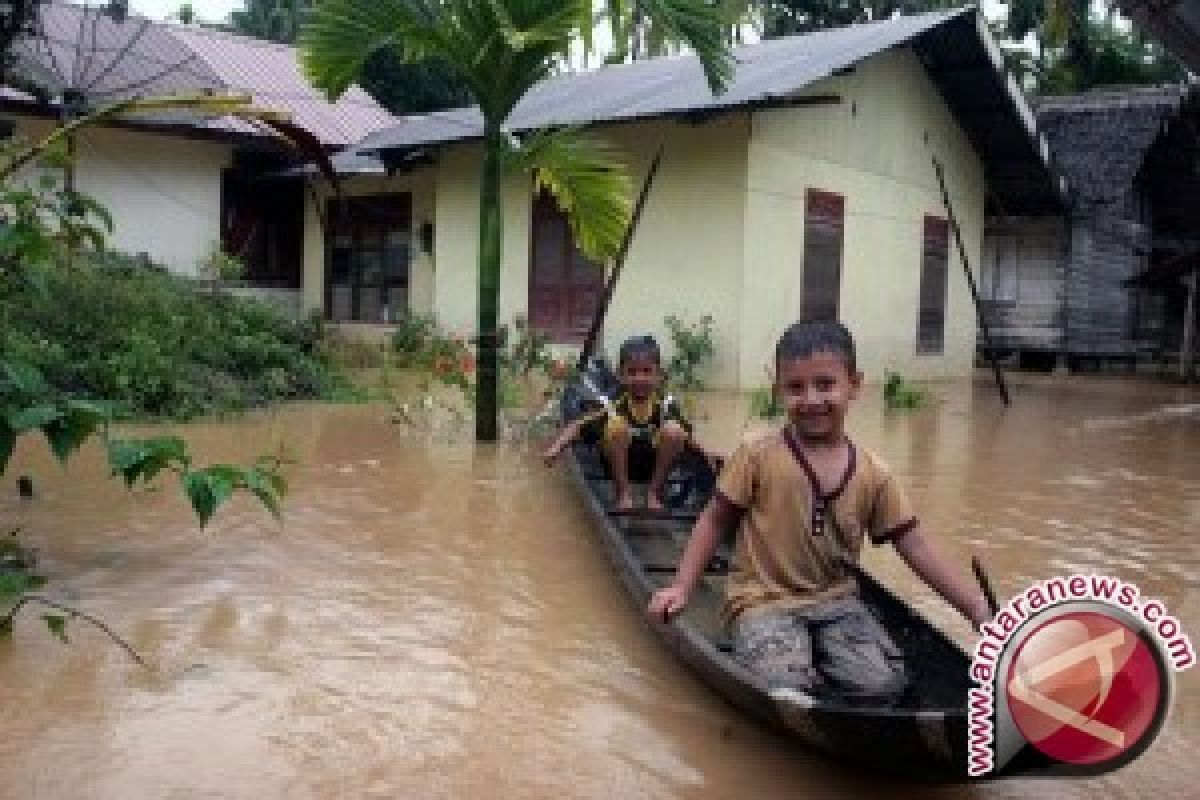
[647, 585, 689, 623]
[542, 443, 562, 467]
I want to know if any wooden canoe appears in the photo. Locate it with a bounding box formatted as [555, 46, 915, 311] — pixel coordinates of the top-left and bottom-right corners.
[559, 369, 1035, 780]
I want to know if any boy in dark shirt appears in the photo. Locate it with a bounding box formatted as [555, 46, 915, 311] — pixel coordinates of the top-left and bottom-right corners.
[544, 335, 691, 511]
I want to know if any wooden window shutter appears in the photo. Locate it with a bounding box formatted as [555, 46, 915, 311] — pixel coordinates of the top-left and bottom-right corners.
[529, 192, 603, 342]
[917, 215, 950, 354]
[801, 190, 845, 321]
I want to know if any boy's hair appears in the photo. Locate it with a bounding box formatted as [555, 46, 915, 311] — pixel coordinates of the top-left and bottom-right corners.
[775, 320, 857, 372]
[618, 334, 662, 368]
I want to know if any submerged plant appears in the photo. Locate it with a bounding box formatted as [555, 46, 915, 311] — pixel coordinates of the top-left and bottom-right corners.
[750, 385, 784, 420]
[665, 314, 716, 391]
[884, 371, 928, 410]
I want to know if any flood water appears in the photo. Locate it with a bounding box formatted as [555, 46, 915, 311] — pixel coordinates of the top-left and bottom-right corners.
[1, 373, 1198, 799]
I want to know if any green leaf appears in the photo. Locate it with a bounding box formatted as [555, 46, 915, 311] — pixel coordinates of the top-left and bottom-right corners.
[182, 467, 240, 528]
[41, 614, 69, 643]
[244, 469, 283, 520]
[8, 405, 63, 433]
[141, 437, 190, 473]
[252, 487, 282, 520]
[65, 399, 112, 419]
[300, 0, 450, 99]
[182, 471, 217, 528]
[108, 436, 189, 487]
[266, 471, 288, 498]
[633, 0, 734, 93]
[198, 466, 237, 512]
[512, 129, 633, 262]
[1, 360, 48, 396]
[42, 404, 106, 464]
[0, 420, 15, 476]
[0, 571, 43, 599]
[107, 439, 150, 483]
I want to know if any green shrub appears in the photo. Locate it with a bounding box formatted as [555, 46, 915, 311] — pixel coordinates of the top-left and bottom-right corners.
[883, 371, 928, 410]
[664, 314, 715, 391]
[199, 242, 244, 284]
[750, 386, 783, 420]
[389, 312, 437, 366]
[1, 251, 345, 420]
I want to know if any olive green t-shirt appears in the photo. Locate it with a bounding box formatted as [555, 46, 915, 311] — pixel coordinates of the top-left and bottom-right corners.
[714, 427, 917, 621]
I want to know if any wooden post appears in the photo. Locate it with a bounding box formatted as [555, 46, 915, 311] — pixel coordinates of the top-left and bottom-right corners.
[1181, 268, 1198, 381]
[932, 156, 1011, 406]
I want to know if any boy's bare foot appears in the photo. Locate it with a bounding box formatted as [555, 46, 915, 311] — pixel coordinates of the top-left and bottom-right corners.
[615, 492, 635, 512]
[646, 492, 666, 512]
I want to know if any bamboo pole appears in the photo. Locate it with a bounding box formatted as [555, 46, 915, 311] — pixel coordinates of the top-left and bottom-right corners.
[576, 146, 665, 373]
[932, 156, 1011, 406]
[1180, 268, 1197, 381]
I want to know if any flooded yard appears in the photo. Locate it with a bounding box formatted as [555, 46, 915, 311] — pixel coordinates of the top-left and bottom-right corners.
[1, 373, 1198, 799]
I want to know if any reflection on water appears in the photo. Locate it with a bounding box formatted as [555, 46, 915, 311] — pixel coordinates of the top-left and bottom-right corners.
[1, 373, 1197, 799]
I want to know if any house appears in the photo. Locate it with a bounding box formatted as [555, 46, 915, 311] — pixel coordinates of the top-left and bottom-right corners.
[979, 85, 1200, 371]
[307, 7, 1064, 388]
[2, 2, 395, 314]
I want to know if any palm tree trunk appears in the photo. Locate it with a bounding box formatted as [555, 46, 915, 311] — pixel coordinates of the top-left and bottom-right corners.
[475, 122, 503, 441]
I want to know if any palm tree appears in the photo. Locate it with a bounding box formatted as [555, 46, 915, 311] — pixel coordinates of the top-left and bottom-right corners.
[1005, 0, 1092, 92]
[301, 1, 734, 441]
[228, 0, 309, 43]
[600, 0, 755, 63]
[756, 0, 957, 37]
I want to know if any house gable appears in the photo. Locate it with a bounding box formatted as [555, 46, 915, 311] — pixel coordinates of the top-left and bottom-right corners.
[741, 46, 986, 383]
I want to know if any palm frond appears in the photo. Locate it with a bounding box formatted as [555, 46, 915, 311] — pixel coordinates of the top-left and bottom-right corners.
[486, 0, 583, 50]
[635, 0, 734, 93]
[300, 0, 449, 99]
[506, 129, 633, 263]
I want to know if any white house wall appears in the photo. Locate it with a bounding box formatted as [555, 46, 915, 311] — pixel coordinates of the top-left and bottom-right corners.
[743, 46, 986, 386]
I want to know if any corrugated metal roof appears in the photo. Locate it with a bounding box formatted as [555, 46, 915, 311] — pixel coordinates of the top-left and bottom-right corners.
[356, 8, 1064, 214]
[359, 10, 968, 152]
[169, 25, 395, 146]
[11, 2, 395, 147]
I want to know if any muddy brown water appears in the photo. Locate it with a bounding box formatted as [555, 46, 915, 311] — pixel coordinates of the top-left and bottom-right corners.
[1, 374, 1197, 799]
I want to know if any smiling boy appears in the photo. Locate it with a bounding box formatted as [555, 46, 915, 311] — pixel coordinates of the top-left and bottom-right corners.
[648, 321, 990, 701]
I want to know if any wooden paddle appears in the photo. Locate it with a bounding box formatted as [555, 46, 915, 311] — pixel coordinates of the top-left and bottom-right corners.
[609, 508, 699, 522]
[972, 554, 1001, 617]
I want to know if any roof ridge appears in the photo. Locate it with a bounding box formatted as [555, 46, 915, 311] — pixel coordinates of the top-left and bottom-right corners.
[535, 6, 965, 85]
[166, 21, 301, 53]
[380, 6, 969, 127]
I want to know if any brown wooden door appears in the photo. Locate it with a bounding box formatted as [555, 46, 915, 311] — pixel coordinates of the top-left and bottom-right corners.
[529, 192, 604, 341]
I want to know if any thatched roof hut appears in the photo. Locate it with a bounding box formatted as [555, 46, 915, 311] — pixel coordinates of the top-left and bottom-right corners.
[1014, 86, 1198, 363]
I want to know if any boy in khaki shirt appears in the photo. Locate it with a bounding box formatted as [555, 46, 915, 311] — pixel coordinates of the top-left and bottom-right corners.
[648, 321, 990, 701]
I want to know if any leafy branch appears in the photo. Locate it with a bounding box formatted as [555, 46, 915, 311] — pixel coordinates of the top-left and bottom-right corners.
[0, 593, 150, 669]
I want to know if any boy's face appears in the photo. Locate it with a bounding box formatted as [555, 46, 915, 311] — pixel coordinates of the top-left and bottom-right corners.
[774, 351, 861, 442]
[618, 352, 662, 400]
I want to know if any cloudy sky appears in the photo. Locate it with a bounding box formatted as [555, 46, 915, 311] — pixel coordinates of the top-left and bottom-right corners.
[130, 1, 242, 23]
[130, 1, 1017, 28]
